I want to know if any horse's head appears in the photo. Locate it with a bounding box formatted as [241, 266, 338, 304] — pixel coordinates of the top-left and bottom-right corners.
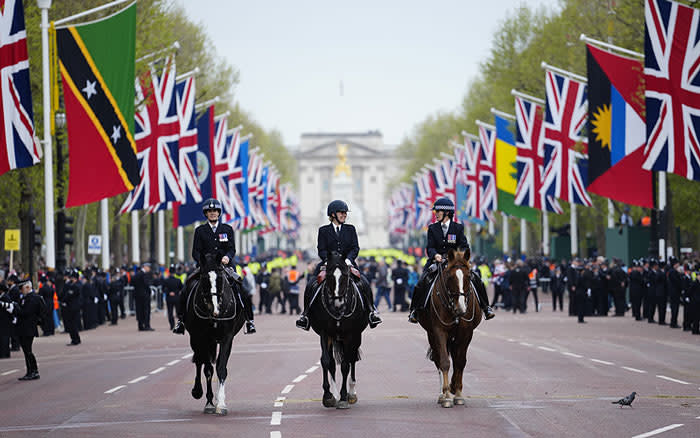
[325, 251, 350, 299]
[440, 249, 472, 317]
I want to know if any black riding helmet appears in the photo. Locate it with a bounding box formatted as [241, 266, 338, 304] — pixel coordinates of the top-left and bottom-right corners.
[327, 200, 349, 217]
[202, 198, 222, 216]
[433, 197, 455, 218]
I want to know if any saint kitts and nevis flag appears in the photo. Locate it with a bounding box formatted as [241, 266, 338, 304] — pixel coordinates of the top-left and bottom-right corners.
[56, 2, 139, 207]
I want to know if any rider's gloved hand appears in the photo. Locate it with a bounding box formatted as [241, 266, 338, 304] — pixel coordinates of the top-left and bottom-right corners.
[221, 255, 229, 265]
[434, 254, 443, 263]
[345, 259, 352, 266]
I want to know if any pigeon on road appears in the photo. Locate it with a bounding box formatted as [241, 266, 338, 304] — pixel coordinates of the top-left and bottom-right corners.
[612, 392, 636, 407]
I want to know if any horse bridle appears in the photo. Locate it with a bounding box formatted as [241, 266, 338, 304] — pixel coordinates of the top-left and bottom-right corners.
[191, 267, 239, 321]
[432, 261, 476, 325]
[320, 264, 357, 321]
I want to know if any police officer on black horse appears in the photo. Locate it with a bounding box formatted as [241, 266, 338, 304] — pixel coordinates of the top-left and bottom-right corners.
[173, 198, 256, 335]
[295, 199, 382, 330]
[408, 197, 495, 323]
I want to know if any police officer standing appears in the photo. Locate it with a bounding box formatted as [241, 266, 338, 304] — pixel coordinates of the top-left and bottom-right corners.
[60, 270, 82, 346]
[15, 280, 44, 380]
[162, 265, 183, 331]
[629, 260, 645, 321]
[38, 275, 55, 336]
[132, 263, 154, 331]
[667, 257, 683, 329]
[107, 268, 125, 325]
[0, 283, 14, 358]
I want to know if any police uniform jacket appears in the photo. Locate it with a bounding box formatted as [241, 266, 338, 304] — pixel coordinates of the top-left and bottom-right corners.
[192, 222, 236, 266]
[0, 292, 13, 331]
[16, 292, 43, 337]
[668, 269, 683, 298]
[653, 268, 667, 297]
[163, 276, 183, 303]
[425, 221, 469, 269]
[60, 280, 82, 310]
[629, 270, 644, 292]
[107, 277, 124, 301]
[131, 270, 153, 297]
[317, 223, 359, 265]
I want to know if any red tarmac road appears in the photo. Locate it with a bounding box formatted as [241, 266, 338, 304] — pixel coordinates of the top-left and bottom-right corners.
[0, 298, 698, 438]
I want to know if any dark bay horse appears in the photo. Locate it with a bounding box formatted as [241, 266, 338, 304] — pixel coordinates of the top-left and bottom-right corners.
[307, 251, 368, 409]
[185, 253, 245, 415]
[417, 249, 482, 408]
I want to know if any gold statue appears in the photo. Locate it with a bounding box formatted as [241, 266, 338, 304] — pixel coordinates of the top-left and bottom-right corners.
[334, 142, 351, 177]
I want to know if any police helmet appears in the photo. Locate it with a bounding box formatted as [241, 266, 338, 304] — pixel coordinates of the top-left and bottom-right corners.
[327, 200, 349, 217]
[202, 198, 222, 216]
[433, 197, 455, 211]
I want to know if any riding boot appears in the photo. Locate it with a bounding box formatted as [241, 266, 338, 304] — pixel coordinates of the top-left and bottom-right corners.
[472, 273, 495, 320]
[173, 272, 196, 335]
[408, 270, 432, 323]
[295, 280, 316, 330]
[241, 292, 256, 334]
[359, 276, 382, 328]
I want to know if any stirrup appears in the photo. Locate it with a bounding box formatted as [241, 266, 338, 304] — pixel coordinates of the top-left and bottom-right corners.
[483, 306, 495, 320]
[369, 311, 382, 329]
[296, 315, 310, 331]
[172, 320, 185, 334]
[408, 309, 419, 324]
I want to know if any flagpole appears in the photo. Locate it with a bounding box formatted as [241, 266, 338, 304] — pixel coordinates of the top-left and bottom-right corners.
[511, 89, 545, 105]
[579, 34, 643, 58]
[502, 213, 509, 256]
[176, 67, 199, 82]
[177, 226, 184, 262]
[157, 210, 165, 265]
[541, 62, 587, 83]
[571, 203, 578, 257]
[542, 210, 550, 256]
[39, 0, 55, 270]
[53, 0, 134, 26]
[658, 171, 667, 260]
[195, 96, 220, 111]
[520, 218, 527, 256]
[135, 41, 180, 63]
[131, 211, 140, 263]
[101, 199, 110, 269]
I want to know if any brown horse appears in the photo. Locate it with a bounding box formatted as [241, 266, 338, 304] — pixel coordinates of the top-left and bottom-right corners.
[417, 248, 482, 408]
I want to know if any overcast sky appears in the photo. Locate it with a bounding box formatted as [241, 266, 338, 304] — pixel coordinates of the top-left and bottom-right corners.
[178, 0, 557, 147]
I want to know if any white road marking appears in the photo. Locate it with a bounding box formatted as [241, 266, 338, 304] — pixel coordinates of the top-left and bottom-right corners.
[507, 338, 515, 342]
[0, 419, 192, 432]
[656, 375, 690, 385]
[305, 366, 319, 373]
[631, 424, 684, 438]
[589, 358, 614, 365]
[562, 352, 583, 358]
[166, 359, 181, 366]
[281, 385, 294, 394]
[519, 342, 533, 347]
[104, 385, 125, 394]
[270, 411, 282, 425]
[128, 376, 148, 384]
[150, 367, 166, 375]
[292, 374, 307, 383]
[621, 366, 647, 374]
[537, 346, 556, 352]
[270, 432, 281, 438]
[316, 361, 320, 365]
[274, 401, 284, 407]
[182, 353, 194, 359]
[1, 369, 18, 376]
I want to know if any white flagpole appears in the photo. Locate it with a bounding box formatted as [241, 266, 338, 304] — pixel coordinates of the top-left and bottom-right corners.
[520, 218, 527, 256]
[541, 62, 587, 83]
[502, 213, 509, 255]
[608, 200, 615, 228]
[571, 203, 578, 257]
[658, 171, 667, 260]
[101, 199, 110, 269]
[542, 210, 550, 256]
[53, 0, 134, 26]
[177, 226, 184, 262]
[39, 0, 55, 269]
[131, 211, 140, 263]
[579, 34, 643, 58]
[157, 210, 165, 265]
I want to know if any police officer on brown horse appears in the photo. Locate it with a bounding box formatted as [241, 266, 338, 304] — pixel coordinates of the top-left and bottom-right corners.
[296, 199, 382, 330]
[173, 198, 256, 335]
[408, 197, 495, 323]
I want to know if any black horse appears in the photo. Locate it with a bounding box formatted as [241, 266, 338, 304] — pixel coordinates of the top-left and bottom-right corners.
[307, 251, 368, 409]
[184, 253, 245, 415]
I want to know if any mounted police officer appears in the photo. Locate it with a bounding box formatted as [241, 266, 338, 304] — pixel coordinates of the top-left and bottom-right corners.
[296, 199, 382, 330]
[408, 198, 495, 323]
[173, 198, 256, 335]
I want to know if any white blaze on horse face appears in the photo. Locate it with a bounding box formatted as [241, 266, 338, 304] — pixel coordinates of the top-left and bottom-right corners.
[333, 268, 342, 298]
[455, 269, 467, 313]
[209, 271, 219, 316]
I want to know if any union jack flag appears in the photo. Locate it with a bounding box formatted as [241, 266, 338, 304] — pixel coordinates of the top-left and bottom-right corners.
[432, 154, 457, 208]
[514, 95, 563, 213]
[280, 184, 301, 239]
[542, 70, 592, 206]
[245, 148, 267, 228]
[0, 0, 39, 177]
[120, 55, 181, 213]
[212, 118, 236, 219]
[389, 185, 415, 234]
[263, 167, 280, 232]
[413, 169, 436, 229]
[227, 135, 248, 229]
[476, 124, 498, 221]
[643, 0, 700, 181]
[175, 76, 200, 205]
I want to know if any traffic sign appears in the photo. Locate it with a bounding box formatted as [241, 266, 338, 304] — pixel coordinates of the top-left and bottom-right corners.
[87, 235, 102, 255]
[4, 229, 20, 251]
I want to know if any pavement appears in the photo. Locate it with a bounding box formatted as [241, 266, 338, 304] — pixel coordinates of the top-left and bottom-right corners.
[0, 297, 698, 438]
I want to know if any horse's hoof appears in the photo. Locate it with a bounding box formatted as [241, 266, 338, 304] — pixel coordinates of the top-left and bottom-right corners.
[454, 397, 465, 406]
[441, 399, 454, 408]
[216, 407, 228, 416]
[192, 387, 203, 400]
[336, 400, 350, 410]
[437, 394, 446, 404]
[204, 404, 216, 414]
[322, 397, 336, 408]
[348, 394, 358, 404]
